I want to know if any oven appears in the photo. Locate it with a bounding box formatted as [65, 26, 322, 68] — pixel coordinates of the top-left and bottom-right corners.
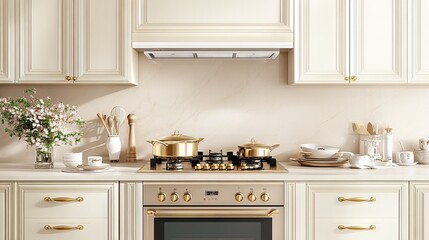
[143, 182, 284, 240]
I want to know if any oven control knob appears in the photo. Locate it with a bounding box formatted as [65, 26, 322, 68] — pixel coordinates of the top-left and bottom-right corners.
[260, 193, 270, 202]
[183, 192, 192, 202]
[235, 193, 244, 202]
[247, 193, 257, 202]
[157, 192, 166, 202]
[170, 192, 179, 202]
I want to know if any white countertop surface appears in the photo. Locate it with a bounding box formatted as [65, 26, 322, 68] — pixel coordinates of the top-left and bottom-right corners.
[1, 161, 429, 181]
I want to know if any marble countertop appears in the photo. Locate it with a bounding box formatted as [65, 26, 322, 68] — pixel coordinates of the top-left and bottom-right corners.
[1, 161, 429, 181]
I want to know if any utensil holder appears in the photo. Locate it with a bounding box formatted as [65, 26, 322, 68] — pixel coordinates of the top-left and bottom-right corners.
[359, 135, 382, 158]
[106, 135, 121, 162]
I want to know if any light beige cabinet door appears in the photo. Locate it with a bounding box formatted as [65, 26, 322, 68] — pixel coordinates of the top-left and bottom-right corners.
[74, 0, 137, 84]
[409, 0, 429, 83]
[0, 184, 12, 240]
[291, 0, 349, 84]
[17, 182, 118, 240]
[410, 183, 429, 240]
[0, 0, 14, 83]
[17, 0, 73, 83]
[350, 0, 407, 84]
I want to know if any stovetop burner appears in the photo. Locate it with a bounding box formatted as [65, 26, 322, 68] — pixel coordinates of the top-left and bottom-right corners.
[142, 150, 287, 173]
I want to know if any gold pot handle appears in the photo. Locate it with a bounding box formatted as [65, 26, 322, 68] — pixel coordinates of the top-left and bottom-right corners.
[146, 140, 168, 146]
[338, 197, 376, 202]
[270, 144, 280, 150]
[44, 197, 84, 202]
[338, 225, 376, 231]
[44, 225, 84, 230]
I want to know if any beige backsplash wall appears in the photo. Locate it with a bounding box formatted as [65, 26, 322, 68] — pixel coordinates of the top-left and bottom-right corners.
[0, 53, 428, 163]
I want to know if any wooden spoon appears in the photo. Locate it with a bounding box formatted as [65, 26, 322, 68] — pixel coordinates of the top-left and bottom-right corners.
[97, 113, 112, 135]
[367, 122, 375, 135]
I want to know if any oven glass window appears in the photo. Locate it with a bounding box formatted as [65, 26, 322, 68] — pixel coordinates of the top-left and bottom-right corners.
[155, 218, 272, 240]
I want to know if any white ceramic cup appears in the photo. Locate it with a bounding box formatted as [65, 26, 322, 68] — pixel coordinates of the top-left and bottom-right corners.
[349, 154, 371, 167]
[396, 151, 414, 164]
[62, 152, 83, 168]
[87, 156, 103, 166]
[419, 138, 429, 150]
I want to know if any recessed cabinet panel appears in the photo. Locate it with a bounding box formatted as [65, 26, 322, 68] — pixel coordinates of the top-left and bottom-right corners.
[409, 0, 429, 83]
[296, 0, 349, 83]
[0, 184, 11, 240]
[410, 183, 429, 240]
[134, 0, 292, 32]
[74, 0, 130, 83]
[18, 0, 72, 83]
[0, 0, 13, 83]
[351, 0, 407, 83]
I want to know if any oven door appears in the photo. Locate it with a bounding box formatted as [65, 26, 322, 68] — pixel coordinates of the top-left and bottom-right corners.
[143, 207, 284, 240]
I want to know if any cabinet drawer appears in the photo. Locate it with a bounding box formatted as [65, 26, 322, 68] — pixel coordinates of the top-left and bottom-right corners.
[25, 218, 107, 240]
[314, 218, 398, 240]
[19, 183, 116, 218]
[309, 184, 401, 218]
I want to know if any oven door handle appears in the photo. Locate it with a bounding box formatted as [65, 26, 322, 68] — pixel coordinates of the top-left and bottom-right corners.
[146, 208, 279, 217]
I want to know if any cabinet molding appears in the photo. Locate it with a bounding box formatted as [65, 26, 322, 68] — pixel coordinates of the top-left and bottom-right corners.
[409, 0, 429, 83]
[0, 183, 12, 240]
[120, 182, 143, 240]
[410, 182, 429, 240]
[0, 0, 14, 83]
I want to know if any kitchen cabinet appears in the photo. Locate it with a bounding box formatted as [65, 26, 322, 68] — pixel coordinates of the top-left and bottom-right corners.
[290, 0, 407, 84]
[409, 0, 429, 83]
[297, 182, 408, 240]
[16, 182, 118, 240]
[0, 183, 12, 240]
[410, 182, 429, 240]
[17, 0, 137, 84]
[0, 0, 14, 83]
[119, 182, 143, 240]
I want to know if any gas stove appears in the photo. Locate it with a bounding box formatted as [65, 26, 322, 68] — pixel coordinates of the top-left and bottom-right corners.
[137, 150, 288, 173]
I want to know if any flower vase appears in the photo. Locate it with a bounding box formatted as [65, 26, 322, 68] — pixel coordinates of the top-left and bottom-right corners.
[35, 147, 54, 169]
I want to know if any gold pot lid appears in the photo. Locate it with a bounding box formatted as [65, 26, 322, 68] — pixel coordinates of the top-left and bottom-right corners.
[156, 130, 203, 142]
[239, 138, 272, 148]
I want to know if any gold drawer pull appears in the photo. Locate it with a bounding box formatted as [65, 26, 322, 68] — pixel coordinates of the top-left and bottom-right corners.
[338, 197, 376, 202]
[338, 225, 376, 231]
[44, 197, 84, 202]
[44, 225, 84, 231]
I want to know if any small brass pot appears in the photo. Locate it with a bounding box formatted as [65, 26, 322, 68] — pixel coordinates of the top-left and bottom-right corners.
[238, 138, 279, 158]
[147, 131, 204, 158]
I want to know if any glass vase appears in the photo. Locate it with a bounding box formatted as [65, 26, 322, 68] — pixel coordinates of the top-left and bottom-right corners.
[35, 147, 54, 169]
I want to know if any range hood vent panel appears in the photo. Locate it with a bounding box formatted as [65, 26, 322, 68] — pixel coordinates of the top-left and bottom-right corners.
[144, 50, 280, 60]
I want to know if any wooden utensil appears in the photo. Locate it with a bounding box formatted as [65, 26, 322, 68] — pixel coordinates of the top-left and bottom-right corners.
[367, 122, 375, 135]
[97, 113, 112, 135]
[353, 122, 370, 135]
[107, 116, 116, 135]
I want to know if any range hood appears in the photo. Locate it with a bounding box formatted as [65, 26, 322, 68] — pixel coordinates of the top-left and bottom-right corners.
[132, 33, 293, 60]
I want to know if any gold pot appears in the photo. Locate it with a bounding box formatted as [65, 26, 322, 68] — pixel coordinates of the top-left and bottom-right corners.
[238, 138, 280, 158]
[147, 131, 204, 158]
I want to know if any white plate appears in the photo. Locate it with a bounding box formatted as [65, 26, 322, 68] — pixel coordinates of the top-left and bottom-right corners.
[396, 162, 417, 166]
[62, 167, 113, 173]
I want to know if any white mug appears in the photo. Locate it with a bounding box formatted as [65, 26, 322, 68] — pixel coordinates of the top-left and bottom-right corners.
[419, 138, 429, 150]
[396, 151, 414, 164]
[349, 154, 371, 168]
[87, 156, 103, 166]
[62, 152, 83, 168]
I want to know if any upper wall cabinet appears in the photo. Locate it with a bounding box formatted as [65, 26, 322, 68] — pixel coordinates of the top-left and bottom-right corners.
[17, 0, 137, 84]
[409, 0, 429, 84]
[0, 0, 14, 83]
[131, 0, 293, 48]
[290, 0, 407, 84]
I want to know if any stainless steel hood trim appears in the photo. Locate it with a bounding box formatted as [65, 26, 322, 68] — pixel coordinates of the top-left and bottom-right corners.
[143, 49, 280, 60]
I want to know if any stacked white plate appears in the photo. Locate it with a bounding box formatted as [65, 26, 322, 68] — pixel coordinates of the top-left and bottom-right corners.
[291, 144, 348, 167]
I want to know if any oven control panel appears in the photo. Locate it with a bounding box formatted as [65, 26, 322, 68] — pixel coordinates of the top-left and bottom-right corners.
[143, 182, 284, 205]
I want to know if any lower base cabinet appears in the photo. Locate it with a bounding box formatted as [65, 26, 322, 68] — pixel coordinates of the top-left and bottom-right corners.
[410, 182, 429, 240]
[0, 183, 11, 240]
[17, 182, 118, 240]
[296, 182, 408, 240]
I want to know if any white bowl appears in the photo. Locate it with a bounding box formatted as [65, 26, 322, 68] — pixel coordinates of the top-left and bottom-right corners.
[300, 144, 340, 158]
[62, 152, 83, 168]
[414, 149, 429, 164]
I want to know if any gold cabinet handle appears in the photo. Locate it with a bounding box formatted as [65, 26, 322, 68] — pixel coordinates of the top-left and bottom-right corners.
[338, 197, 376, 202]
[44, 196, 84, 202]
[344, 76, 349, 81]
[44, 225, 84, 231]
[351, 75, 357, 81]
[338, 225, 376, 231]
[72, 76, 78, 81]
[65, 76, 72, 81]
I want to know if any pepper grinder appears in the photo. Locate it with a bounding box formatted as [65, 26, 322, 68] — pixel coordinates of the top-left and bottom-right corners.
[127, 113, 137, 162]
